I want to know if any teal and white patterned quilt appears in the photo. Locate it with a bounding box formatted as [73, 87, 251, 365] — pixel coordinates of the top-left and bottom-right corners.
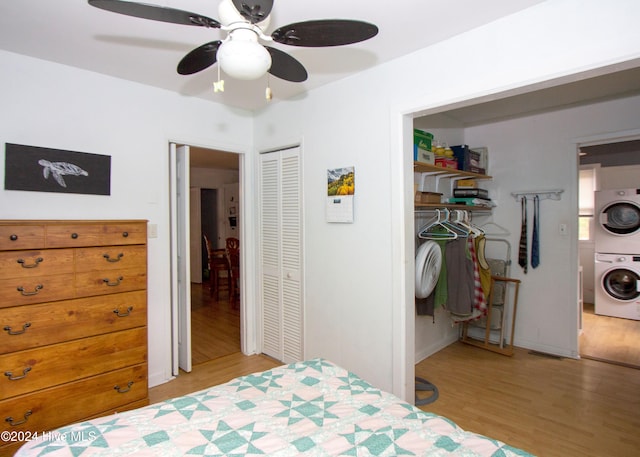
[15, 359, 532, 456]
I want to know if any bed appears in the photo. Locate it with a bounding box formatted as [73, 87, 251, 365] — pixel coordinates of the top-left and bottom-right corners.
[15, 359, 532, 456]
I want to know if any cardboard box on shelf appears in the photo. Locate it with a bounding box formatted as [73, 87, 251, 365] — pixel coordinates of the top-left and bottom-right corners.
[434, 157, 458, 169]
[456, 179, 477, 188]
[414, 145, 435, 164]
[415, 191, 443, 204]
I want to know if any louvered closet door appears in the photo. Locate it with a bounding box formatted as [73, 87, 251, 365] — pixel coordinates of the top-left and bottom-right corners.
[259, 147, 303, 363]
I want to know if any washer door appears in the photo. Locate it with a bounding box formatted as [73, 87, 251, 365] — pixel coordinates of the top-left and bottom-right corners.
[602, 267, 640, 301]
[599, 201, 640, 236]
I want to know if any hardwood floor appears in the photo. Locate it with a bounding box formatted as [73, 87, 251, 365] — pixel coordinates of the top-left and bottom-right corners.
[580, 302, 640, 369]
[416, 342, 640, 457]
[190, 282, 240, 365]
[148, 352, 281, 404]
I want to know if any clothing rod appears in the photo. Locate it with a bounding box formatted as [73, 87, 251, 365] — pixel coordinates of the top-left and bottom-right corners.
[511, 189, 564, 202]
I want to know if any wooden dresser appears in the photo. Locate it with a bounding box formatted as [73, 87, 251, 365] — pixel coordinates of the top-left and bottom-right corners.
[0, 220, 148, 455]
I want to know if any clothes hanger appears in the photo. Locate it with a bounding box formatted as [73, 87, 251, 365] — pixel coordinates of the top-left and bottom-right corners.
[479, 220, 511, 237]
[440, 208, 469, 238]
[453, 210, 482, 237]
[418, 209, 458, 240]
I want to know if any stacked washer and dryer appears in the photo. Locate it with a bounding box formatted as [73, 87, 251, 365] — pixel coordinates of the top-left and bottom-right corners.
[594, 188, 640, 320]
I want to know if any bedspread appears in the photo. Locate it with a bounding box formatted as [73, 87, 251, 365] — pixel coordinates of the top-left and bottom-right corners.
[15, 359, 532, 456]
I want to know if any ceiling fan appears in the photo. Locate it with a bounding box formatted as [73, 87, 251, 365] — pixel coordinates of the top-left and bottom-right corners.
[87, 0, 378, 89]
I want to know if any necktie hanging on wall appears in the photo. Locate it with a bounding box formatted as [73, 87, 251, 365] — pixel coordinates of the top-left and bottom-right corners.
[531, 195, 540, 268]
[518, 197, 528, 273]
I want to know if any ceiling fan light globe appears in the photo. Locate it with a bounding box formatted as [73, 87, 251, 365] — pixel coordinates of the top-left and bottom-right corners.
[218, 39, 272, 80]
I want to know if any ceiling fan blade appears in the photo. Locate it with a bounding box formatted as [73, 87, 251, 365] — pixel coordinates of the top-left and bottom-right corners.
[231, 0, 273, 24]
[272, 19, 378, 47]
[88, 0, 220, 28]
[265, 47, 307, 83]
[177, 41, 221, 75]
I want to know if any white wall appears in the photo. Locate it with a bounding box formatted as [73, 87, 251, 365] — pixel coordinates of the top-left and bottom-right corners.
[0, 50, 253, 387]
[253, 0, 640, 399]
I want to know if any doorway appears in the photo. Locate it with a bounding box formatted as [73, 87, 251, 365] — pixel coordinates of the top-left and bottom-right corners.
[578, 138, 640, 368]
[171, 143, 243, 372]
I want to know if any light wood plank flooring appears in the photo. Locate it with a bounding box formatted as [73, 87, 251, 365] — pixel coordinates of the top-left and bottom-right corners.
[580, 302, 640, 369]
[190, 282, 240, 365]
[149, 352, 280, 404]
[416, 342, 640, 457]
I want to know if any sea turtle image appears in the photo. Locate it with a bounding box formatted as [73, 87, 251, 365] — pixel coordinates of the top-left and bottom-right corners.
[38, 159, 89, 188]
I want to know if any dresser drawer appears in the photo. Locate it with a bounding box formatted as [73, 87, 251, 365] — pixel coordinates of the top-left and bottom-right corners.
[0, 248, 74, 279]
[1, 364, 148, 441]
[75, 244, 146, 271]
[46, 222, 146, 248]
[75, 266, 147, 297]
[0, 291, 147, 354]
[0, 327, 147, 399]
[0, 225, 45, 251]
[0, 273, 75, 308]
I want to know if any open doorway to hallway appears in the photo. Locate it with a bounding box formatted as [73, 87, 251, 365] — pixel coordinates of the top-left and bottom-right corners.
[188, 146, 242, 366]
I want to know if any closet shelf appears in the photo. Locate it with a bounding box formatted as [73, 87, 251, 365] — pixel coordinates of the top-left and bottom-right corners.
[414, 162, 492, 180]
[414, 162, 493, 211]
[415, 203, 492, 212]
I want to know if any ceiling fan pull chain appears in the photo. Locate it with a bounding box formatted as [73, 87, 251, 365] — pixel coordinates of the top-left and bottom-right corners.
[266, 73, 272, 101]
[214, 65, 225, 93]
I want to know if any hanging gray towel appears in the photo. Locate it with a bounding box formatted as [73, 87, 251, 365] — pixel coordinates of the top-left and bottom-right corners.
[416, 295, 434, 317]
[445, 238, 474, 315]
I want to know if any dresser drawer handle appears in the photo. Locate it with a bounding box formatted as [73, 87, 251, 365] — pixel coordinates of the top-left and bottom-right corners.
[17, 285, 43, 296]
[122, 232, 129, 238]
[17, 257, 44, 269]
[3, 323, 31, 335]
[4, 367, 32, 381]
[114, 381, 134, 393]
[103, 253, 124, 263]
[9, 234, 18, 241]
[103, 276, 124, 287]
[71, 233, 79, 239]
[5, 410, 32, 427]
[113, 306, 133, 317]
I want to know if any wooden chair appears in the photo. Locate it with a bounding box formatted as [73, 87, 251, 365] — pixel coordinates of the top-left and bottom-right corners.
[226, 237, 240, 306]
[204, 234, 230, 300]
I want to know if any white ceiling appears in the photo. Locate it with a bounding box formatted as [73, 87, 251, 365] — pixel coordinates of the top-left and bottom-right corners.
[0, 0, 545, 112]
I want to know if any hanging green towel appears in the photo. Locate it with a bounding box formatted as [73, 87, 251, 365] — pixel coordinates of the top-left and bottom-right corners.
[427, 227, 450, 309]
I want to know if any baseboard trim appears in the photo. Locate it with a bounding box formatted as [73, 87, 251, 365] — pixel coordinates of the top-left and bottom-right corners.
[580, 354, 640, 370]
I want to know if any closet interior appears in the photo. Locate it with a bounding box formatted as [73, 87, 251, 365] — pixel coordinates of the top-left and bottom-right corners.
[413, 137, 521, 356]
